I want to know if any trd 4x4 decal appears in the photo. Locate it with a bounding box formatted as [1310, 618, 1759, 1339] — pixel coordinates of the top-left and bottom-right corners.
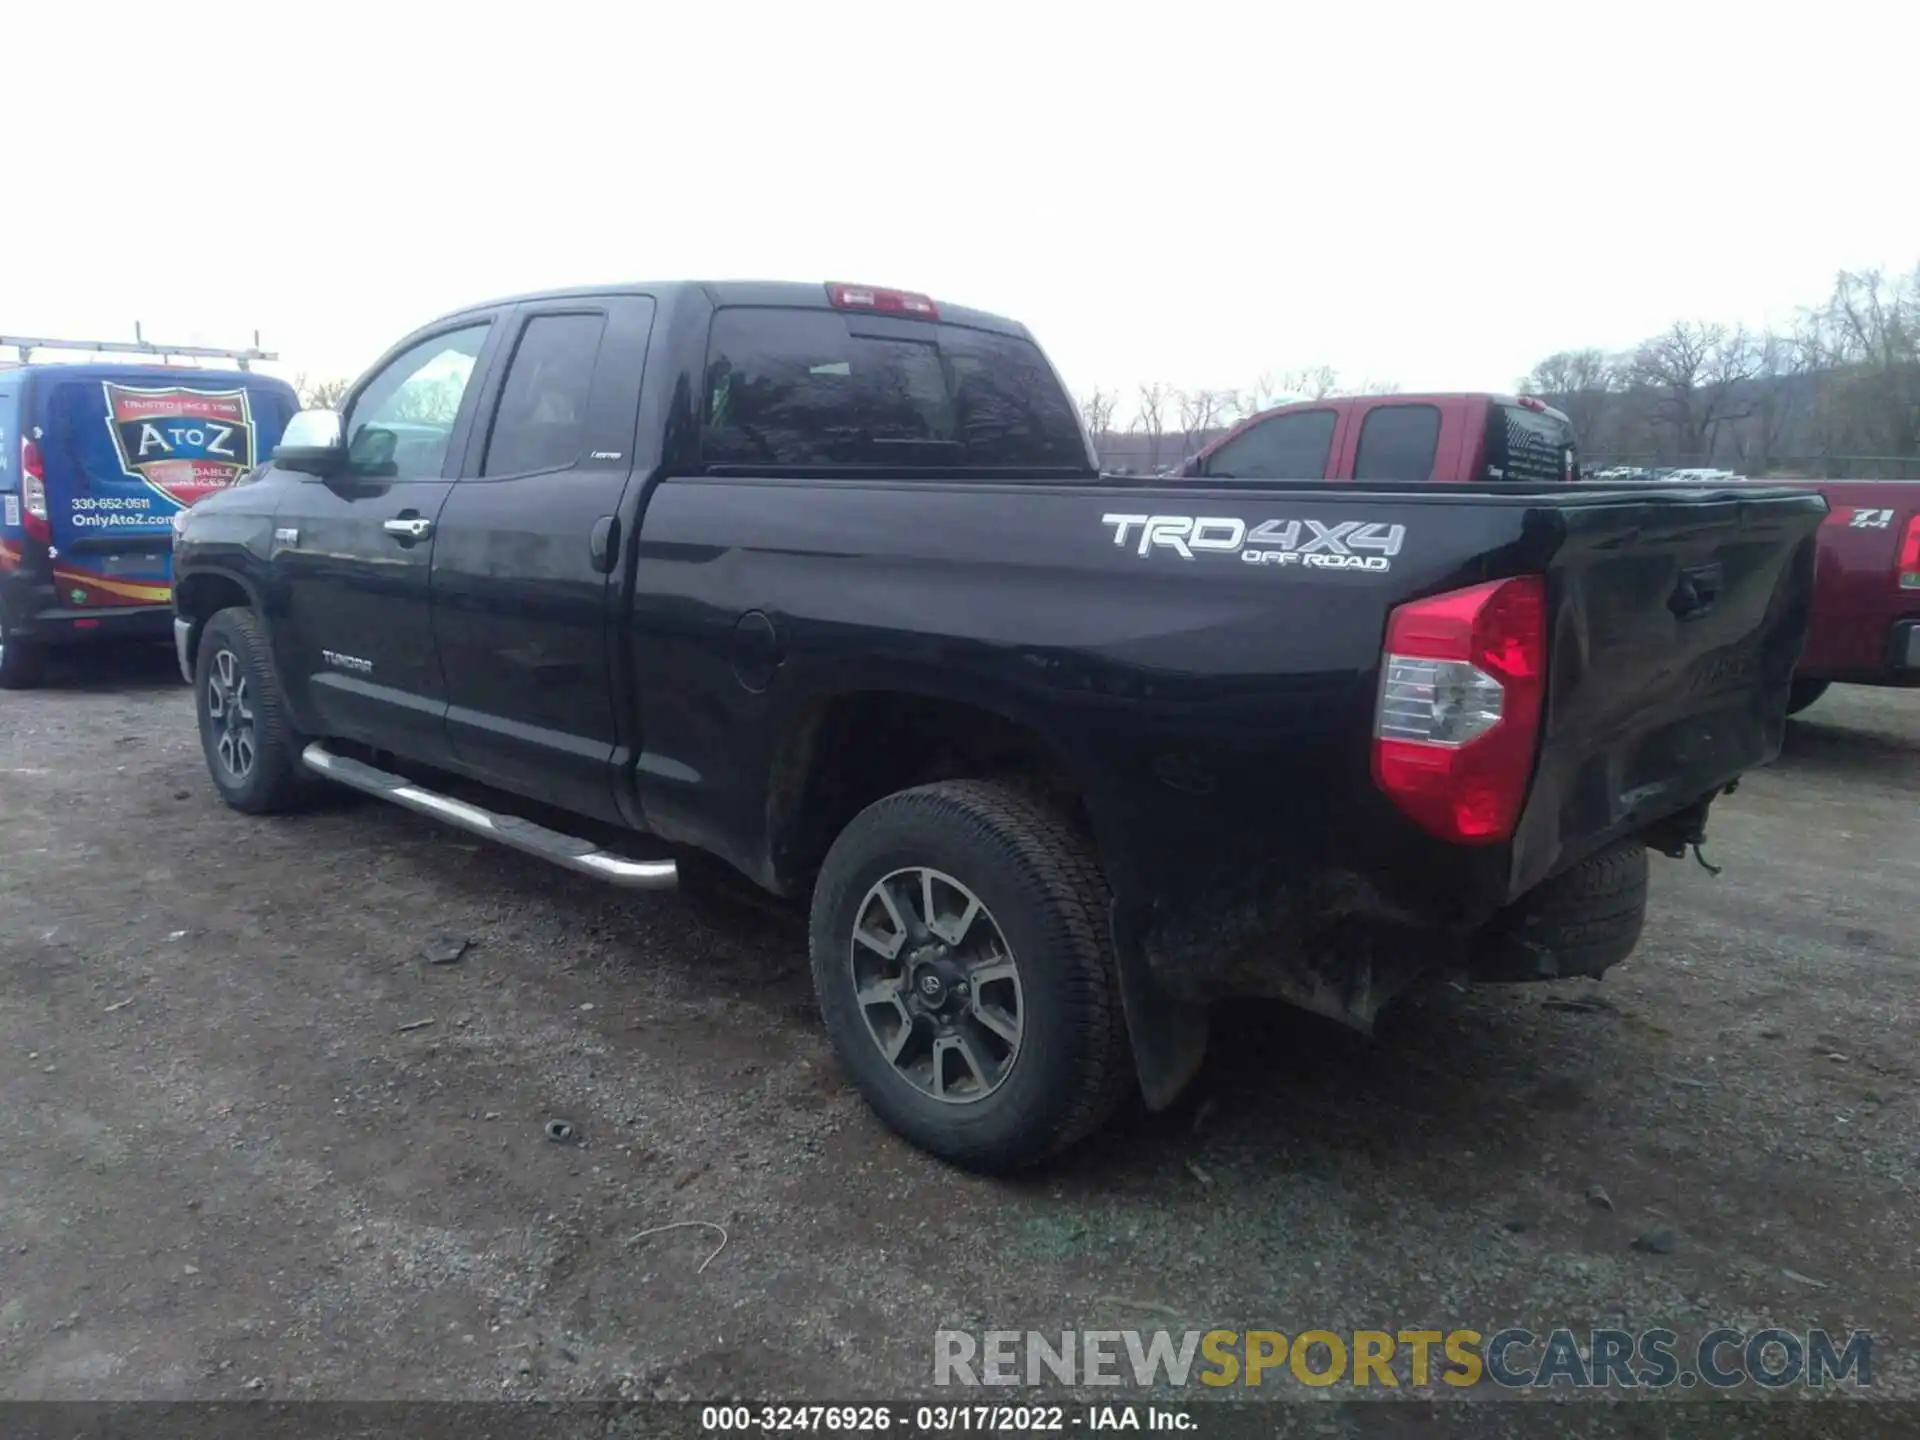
[1101, 513, 1407, 573]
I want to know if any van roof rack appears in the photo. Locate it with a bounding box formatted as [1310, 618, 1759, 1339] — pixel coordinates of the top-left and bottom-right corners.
[0, 324, 278, 370]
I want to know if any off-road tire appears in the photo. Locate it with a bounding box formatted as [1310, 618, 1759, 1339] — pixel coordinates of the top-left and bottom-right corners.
[0, 617, 45, 690]
[1469, 842, 1649, 983]
[193, 607, 316, 814]
[1786, 679, 1831, 716]
[809, 779, 1132, 1173]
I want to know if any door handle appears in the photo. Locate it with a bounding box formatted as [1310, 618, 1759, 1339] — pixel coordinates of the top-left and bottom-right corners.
[589, 514, 621, 574]
[383, 516, 434, 542]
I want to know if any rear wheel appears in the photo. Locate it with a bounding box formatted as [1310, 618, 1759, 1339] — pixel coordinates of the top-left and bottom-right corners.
[193, 607, 315, 813]
[0, 617, 45, 690]
[809, 779, 1131, 1173]
[1786, 679, 1830, 716]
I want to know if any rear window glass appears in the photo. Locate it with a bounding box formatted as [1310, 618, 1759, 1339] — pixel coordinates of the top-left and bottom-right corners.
[702, 308, 1090, 471]
[1353, 403, 1441, 482]
[1488, 404, 1575, 483]
[1201, 408, 1336, 479]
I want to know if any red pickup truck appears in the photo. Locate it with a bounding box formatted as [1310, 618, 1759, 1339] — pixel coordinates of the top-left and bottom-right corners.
[1785, 483, 1920, 712]
[1181, 393, 1919, 713]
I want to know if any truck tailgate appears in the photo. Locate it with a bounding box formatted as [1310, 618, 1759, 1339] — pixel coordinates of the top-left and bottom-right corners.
[1511, 487, 1825, 893]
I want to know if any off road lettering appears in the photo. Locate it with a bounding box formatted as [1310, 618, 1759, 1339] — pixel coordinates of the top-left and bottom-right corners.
[1102, 513, 1406, 573]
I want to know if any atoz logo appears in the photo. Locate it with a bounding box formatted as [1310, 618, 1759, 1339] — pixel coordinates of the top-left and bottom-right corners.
[103, 383, 257, 508]
[1101, 514, 1406, 573]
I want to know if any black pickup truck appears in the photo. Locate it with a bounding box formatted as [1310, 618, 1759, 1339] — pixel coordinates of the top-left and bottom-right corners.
[170, 281, 1825, 1171]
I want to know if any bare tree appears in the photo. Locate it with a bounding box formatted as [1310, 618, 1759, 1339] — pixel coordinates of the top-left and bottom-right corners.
[388, 375, 466, 425]
[1228, 367, 1399, 421]
[1522, 348, 1617, 448]
[1078, 387, 1119, 447]
[1175, 387, 1231, 458]
[1810, 266, 1920, 458]
[294, 373, 353, 410]
[1279, 364, 1342, 401]
[1627, 321, 1761, 461]
[1133, 381, 1170, 472]
[1227, 372, 1289, 422]
[1735, 327, 1821, 472]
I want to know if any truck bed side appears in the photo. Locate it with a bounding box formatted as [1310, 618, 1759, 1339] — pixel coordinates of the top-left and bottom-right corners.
[625, 476, 1822, 1005]
[1795, 480, 1920, 683]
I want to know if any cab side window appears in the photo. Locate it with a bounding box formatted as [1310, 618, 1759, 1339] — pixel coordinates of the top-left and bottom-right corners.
[482, 314, 606, 477]
[1353, 403, 1442, 482]
[1202, 409, 1336, 479]
[344, 324, 490, 481]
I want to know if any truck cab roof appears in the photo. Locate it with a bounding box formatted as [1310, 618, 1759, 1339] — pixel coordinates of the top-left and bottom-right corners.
[430, 281, 1034, 340]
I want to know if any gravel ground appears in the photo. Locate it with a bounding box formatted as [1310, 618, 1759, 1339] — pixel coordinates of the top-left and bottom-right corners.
[1, 648, 1915, 1412]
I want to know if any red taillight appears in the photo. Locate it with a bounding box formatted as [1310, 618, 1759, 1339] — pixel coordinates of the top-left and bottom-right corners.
[825, 282, 939, 320]
[20, 437, 51, 545]
[1899, 513, 1920, 590]
[1372, 576, 1548, 845]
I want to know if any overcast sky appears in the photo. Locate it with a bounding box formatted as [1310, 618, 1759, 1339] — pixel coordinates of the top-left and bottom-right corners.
[9, 2, 1914, 414]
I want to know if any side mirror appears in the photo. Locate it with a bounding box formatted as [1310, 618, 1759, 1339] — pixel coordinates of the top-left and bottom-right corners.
[273, 409, 347, 476]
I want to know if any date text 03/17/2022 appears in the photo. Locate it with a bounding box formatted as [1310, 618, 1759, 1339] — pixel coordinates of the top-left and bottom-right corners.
[700, 1404, 1191, 1432]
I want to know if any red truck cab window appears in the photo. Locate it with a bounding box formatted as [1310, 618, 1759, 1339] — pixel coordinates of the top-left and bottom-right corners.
[1193, 408, 1337, 479]
[1354, 404, 1442, 482]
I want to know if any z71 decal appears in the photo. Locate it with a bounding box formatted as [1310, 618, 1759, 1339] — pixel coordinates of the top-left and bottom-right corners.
[1848, 507, 1895, 529]
[1101, 513, 1407, 573]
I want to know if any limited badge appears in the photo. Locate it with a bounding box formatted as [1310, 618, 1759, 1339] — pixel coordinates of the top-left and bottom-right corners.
[103, 383, 258, 508]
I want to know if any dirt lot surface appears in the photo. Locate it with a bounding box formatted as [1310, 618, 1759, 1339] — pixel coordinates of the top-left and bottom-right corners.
[2, 650, 1915, 1411]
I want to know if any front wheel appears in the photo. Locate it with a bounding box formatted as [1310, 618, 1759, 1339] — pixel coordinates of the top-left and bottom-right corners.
[809, 780, 1132, 1173]
[193, 608, 315, 813]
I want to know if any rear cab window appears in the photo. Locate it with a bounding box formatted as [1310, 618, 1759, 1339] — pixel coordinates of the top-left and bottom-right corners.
[1198, 408, 1337, 479]
[1485, 402, 1576, 483]
[701, 308, 1092, 473]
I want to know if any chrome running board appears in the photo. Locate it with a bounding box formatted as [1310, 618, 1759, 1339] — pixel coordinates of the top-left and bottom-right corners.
[301, 743, 677, 890]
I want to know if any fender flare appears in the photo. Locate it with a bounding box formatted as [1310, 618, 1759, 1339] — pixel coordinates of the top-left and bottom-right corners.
[173, 565, 270, 674]
[171, 566, 322, 735]
[756, 672, 1212, 1112]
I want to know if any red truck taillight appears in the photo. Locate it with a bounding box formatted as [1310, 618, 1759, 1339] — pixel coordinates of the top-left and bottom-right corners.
[1372, 576, 1547, 845]
[20, 437, 51, 546]
[1900, 513, 1920, 590]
